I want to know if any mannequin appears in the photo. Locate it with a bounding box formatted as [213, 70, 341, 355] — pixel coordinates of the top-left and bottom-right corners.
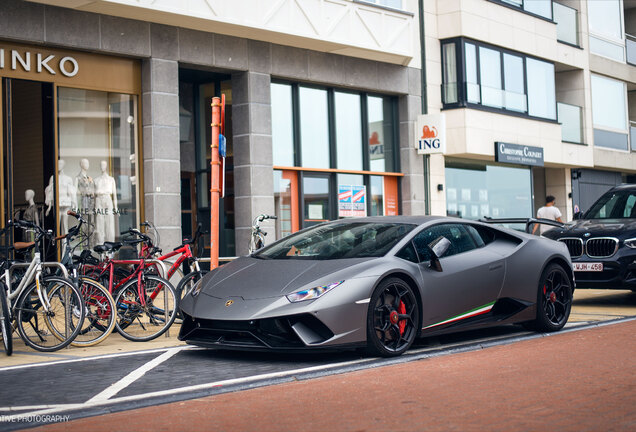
[94, 160, 117, 244]
[23, 189, 40, 227]
[45, 159, 76, 235]
[75, 159, 95, 246]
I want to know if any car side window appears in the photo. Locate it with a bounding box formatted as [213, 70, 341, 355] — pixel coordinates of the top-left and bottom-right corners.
[412, 224, 478, 262]
[396, 242, 419, 263]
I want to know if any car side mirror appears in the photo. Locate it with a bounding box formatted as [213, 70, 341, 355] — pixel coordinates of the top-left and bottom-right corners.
[573, 211, 583, 220]
[427, 236, 451, 272]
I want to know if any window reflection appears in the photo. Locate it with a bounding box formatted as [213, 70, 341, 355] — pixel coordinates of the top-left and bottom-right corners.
[367, 96, 395, 172]
[479, 47, 503, 108]
[271, 83, 294, 166]
[335, 92, 363, 170]
[445, 162, 532, 222]
[299, 87, 330, 169]
[303, 175, 329, 226]
[57, 88, 138, 247]
[526, 59, 556, 120]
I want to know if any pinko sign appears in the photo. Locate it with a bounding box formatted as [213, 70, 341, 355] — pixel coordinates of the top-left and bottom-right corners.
[415, 113, 446, 155]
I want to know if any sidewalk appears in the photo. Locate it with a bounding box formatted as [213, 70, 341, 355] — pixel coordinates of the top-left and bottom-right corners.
[32, 319, 636, 432]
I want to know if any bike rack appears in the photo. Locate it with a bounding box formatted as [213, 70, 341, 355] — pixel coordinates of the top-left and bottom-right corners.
[9, 261, 70, 280]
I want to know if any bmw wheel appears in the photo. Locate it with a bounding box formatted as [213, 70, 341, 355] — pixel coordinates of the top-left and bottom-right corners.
[366, 278, 419, 357]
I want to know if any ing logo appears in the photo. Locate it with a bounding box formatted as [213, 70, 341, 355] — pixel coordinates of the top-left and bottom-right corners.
[421, 125, 438, 139]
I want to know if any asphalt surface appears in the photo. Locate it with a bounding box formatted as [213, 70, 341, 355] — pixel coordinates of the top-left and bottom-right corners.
[0, 289, 633, 431]
[30, 319, 636, 432]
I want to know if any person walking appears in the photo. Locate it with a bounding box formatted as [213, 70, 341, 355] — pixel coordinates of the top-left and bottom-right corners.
[532, 195, 563, 235]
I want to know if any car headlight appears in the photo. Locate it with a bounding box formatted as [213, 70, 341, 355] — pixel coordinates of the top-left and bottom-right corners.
[190, 278, 204, 297]
[286, 281, 344, 303]
[625, 238, 636, 249]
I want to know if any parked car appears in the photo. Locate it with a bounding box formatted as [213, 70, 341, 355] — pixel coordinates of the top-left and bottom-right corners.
[543, 184, 636, 290]
[180, 216, 574, 357]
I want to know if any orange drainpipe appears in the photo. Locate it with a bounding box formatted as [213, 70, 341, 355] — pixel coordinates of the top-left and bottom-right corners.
[210, 97, 221, 269]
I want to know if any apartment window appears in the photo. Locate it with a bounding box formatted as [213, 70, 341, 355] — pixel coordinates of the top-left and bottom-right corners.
[588, 0, 624, 62]
[493, 0, 552, 20]
[553, 2, 579, 46]
[360, 0, 403, 9]
[591, 74, 628, 150]
[271, 82, 401, 235]
[441, 38, 556, 121]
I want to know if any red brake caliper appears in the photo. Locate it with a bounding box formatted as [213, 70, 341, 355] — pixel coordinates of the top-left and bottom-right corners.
[398, 301, 406, 335]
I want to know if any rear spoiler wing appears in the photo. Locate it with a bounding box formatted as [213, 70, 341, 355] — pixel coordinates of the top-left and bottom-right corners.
[479, 217, 564, 234]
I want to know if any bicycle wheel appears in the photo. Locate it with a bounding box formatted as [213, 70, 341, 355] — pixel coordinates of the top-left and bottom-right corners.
[72, 278, 116, 347]
[114, 274, 177, 342]
[15, 276, 85, 352]
[175, 270, 208, 319]
[0, 282, 13, 356]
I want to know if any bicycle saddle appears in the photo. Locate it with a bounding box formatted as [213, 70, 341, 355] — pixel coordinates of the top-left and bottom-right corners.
[13, 242, 35, 251]
[93, 242, 123, 253]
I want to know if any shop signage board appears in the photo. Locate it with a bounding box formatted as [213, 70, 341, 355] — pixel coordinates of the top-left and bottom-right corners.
[415, 113, 446, 155]
[338, 185, 367, 217]
[495, 142, 544, 167]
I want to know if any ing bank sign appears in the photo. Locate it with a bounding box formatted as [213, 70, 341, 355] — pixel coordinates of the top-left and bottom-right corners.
[415, 113, 446, 155]
[0, 48, 79, 77]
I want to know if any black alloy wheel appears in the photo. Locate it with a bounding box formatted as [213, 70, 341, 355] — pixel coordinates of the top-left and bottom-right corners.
[366, 278, 419, 357]
[528, 263, 572, 332]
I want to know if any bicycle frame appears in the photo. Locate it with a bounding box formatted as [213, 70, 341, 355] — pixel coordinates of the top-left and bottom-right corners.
[4, 253, 70, 312]
[84, 255, 167, 308]
[143, 244, 200, 281]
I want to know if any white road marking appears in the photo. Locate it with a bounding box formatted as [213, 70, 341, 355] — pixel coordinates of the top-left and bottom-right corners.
[87, 346, 188, 403]
[0, 345, 200, 373]
[0, 404, 82, 412]
[3, 356, 372, 421]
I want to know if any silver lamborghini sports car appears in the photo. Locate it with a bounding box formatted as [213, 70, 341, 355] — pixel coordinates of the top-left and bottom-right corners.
[179, 216, 574, 357]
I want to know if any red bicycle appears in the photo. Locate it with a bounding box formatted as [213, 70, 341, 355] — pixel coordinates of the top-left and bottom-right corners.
[138, 222, 207, 307]
[82, 229, 177, 342]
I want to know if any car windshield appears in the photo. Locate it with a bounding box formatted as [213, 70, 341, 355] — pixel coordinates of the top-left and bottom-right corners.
[584, 190, 636, 219]
[255, 222, 416, 260]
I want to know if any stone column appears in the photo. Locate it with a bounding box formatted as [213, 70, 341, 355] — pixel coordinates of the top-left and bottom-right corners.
[232, 71, 275, 255]
[399, 89, 426, 216]
[142, 58, 182, 249]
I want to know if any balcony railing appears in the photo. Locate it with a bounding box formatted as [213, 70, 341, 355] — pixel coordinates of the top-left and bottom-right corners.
[626, 34, 636, 66]
[553, 2, 578, 46]
[557, 102, 582, 144]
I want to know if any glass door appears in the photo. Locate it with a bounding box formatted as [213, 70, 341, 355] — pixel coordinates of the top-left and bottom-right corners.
[301, 172, 331, 228]
[2, 78, 56, 258]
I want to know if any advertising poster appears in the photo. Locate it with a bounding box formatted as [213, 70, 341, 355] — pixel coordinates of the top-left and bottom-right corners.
[339, 185, 367, 217]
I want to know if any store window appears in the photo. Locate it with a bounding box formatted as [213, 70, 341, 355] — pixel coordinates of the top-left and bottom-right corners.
[588, 0, 624, 62]
[591, 74, 628, 151]
[445, 159, 532, 222]
[57, 87, 138, 247]
[300, 87, 330, 169]
[271, 82, 401, 237]
[442, 38, 556, 121]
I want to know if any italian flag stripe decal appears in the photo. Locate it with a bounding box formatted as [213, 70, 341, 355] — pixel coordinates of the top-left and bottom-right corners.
[423, 301, 496, 330]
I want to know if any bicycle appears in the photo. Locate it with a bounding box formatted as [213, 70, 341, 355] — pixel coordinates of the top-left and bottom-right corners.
[248, 214, 277, 254]
[81, 229, 177, 342]
[55, 211, 116, 347]
[139, 222, 207, 306]
[0, 220, 85, 353]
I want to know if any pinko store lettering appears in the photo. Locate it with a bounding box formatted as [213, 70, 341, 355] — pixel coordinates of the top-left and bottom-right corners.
[0, 48, 79, 77]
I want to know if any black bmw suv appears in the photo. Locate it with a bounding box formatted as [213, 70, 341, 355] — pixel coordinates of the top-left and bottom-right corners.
[543, 184, 636, 290]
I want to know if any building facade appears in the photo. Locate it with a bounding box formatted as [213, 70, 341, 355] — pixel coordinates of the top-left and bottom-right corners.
[1, 0, 635, 258]
[429, 0, 636, 223]
[0, 0, 425, 256]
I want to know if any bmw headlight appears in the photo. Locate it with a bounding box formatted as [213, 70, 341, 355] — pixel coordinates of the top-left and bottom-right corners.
[286, 281, 344, 303]
[625, 238, 636, 249]
[190, 278, 204, 297]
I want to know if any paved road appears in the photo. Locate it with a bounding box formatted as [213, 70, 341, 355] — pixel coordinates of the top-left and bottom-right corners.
[0, 289, 633, 431]
[32, 319, 636, 432]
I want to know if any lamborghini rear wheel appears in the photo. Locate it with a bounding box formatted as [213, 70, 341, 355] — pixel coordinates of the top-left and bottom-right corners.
[366, 278, 419, 357]
[527, 263, 572, 332]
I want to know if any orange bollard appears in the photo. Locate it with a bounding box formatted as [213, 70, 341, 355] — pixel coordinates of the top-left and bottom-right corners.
[210, 97, 221, 269]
